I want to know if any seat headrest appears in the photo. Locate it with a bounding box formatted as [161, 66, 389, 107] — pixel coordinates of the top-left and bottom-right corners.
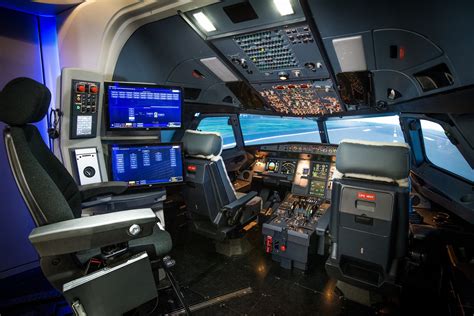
[335, 139, 411, 186]
[182, 130, 223, 159]
[0, 77, 51, 126]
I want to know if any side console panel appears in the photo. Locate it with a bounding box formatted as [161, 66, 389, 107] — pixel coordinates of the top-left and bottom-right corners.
[58, 69, 108, 183]
[69, 80, 100, 139]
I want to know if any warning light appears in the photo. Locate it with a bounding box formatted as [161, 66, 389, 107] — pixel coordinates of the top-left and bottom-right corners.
[187, 165, 197, 173]
[280, 245, 286, 252]
[357, 192, 376, 201]
[266, 236, 273, 253]
[399, 47, 405, 60]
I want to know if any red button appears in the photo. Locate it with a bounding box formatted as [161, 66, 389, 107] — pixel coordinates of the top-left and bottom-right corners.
[77, 85, 86, 92]
[90, 86, 98, 94]
[266, 236, 273, 253]
[280, 245, 286, 252]
[187, 165, 197, 172]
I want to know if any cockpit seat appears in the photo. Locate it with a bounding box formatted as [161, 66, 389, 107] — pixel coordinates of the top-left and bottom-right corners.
[182, 130, 262, 242]
[326, 139, 411, 294]
[0, 78, 176, 313]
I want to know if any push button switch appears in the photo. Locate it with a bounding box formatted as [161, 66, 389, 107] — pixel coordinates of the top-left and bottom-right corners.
[76, 84, 86, 93]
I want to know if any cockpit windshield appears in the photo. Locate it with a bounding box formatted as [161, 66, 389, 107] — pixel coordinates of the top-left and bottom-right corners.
[240, 114, 320, 146]
[326, 115, 405, 144]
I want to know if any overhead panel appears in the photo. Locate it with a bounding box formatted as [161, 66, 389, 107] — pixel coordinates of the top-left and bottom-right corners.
[213, 23, 329, 82]
[256, 80, 341, 116]
[212, 23, 341, 116]
[185, 0, 345, 117]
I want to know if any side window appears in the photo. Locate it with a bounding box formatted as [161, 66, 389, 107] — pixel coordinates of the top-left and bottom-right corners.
[197, 116, 237, 150]
[420, 120, 474, 182]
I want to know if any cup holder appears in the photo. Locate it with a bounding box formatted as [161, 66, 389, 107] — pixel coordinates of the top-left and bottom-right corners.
[460, 194, 474, 203]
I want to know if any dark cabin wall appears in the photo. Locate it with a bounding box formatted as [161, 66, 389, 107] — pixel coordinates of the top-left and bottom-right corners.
[0, 7, 49, 278]
[312, 0, 474, 85]
[113, 15, 240, 110]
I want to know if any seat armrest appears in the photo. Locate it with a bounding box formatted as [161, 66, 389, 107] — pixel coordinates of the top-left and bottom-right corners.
[223, 191, 258, 212]
[79, 181, 128, 201]
[29, 209, 157, 257]
[316, 208, 331, 236]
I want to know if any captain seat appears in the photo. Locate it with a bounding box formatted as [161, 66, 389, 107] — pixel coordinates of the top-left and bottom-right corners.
[326, 139, 411, 294]
[182, 130, 262, 242]
[0, 78, 179, 314]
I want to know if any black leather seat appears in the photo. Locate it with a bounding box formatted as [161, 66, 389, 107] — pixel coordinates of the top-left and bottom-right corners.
[182, 130, 262, 241]
[0, 78, 173, 303]
[325, 139, 411, 294]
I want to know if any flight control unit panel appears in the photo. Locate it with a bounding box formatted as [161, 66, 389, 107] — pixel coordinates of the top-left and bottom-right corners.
[253, 143, 337, 270]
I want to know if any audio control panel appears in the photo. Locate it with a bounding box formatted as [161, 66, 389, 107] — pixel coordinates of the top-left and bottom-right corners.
[70, 79, 100, 139]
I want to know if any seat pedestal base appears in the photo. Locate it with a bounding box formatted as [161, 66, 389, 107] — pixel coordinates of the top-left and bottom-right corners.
[215, 237, 253, 257]
[336, 281, 383, 306]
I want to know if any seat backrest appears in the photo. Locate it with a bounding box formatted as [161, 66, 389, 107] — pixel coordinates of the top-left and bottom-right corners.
[329, 139, 411, 277]
[0, 78, 82, 226]
[181, 130, 237, 223]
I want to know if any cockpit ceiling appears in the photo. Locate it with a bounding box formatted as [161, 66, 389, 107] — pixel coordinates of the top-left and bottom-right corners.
[185, 0, 346, 116]
[113, 0, 474, 117]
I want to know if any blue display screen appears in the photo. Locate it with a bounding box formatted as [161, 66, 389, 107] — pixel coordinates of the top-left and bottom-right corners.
[110, 144, 184, 186]
[107, 83, 182, 129]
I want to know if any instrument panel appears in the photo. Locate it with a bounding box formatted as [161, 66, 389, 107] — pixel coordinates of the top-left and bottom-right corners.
[259, 143, 338, 156]
[263, 158, 298, 181]
[251, 142, 337, 199]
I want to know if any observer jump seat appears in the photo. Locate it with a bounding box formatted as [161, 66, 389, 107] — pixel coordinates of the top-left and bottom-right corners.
[0, 78, 172, 291]
[182, 129, 262, 241]
[326, 139, 411, 293]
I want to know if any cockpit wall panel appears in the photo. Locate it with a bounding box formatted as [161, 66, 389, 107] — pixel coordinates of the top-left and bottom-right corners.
[373, 29, 443, 71]
[113, 16, 239, 106]
[372, 70, 421, 104]
[311, 0, 474, 103]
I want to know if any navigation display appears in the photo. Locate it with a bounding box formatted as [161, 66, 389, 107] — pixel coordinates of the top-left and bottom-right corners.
[309, 180, 326, 197]
[309, 162, 329, 197]
[105, 82, 182, 129]
[110, 143, 183, 187]
[312, 162, 329, 179]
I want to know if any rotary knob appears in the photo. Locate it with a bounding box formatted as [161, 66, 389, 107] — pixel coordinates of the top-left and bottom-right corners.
[83, 166, 96, 178]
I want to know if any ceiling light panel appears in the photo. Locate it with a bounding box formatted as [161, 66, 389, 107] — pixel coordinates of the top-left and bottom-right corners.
[193, 12, 216, 32]
[273, 0, 294, 16]
[200, 57, 239, 82]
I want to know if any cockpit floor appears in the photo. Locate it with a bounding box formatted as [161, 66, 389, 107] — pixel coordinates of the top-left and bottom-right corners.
[160, 227, 371, 315]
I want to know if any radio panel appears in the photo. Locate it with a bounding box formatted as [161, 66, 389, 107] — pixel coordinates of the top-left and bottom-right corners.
[70, 79, 100, 139]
